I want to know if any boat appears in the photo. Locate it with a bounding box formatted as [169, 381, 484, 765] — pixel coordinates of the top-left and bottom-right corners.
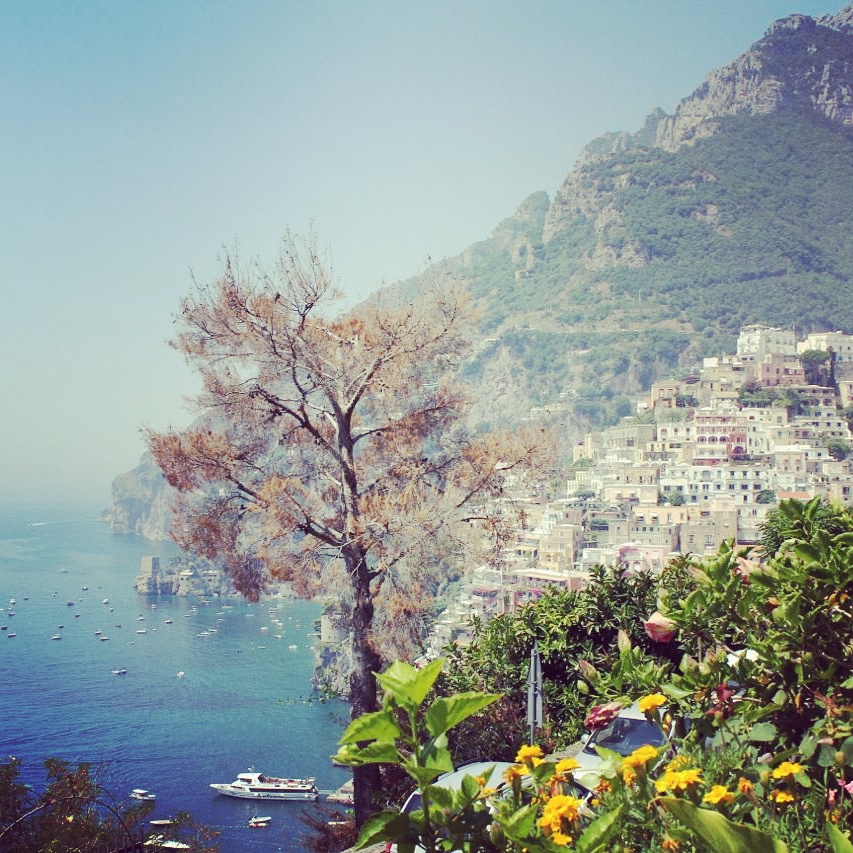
[111, 669, 128, 676]
[209, 771, 319, 801]
[248, 816, 272, 828]
[131, 788, 156, 801]
[146, 836, 189, 849]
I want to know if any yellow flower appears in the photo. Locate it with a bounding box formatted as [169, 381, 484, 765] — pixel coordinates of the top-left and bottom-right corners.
[555, 757, 580, 774]
[622, 766, 637, 786]
[479, 786, 497, 798]
[769, 789, 796, 804]
[655, 768, 703, 794]
[737, 777, 754, 795]
[638, 693, 667, 713]
[771, 761, 804, 780]
[703, 785, 734, 805]
[538, 793, 582, 843]
[503, 764, 525, 784]
[516, 744, 544, 765]
[621, 744, 660, 769]
[594, 779, 612, 795]
[666, 754, 690, 772]
[661, 837, 680, 852]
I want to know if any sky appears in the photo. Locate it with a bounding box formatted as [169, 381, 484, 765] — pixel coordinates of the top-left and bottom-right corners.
[1, 0, 848, 507]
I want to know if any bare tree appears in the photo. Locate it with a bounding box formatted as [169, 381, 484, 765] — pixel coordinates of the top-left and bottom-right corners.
[146, 234, 553, 825]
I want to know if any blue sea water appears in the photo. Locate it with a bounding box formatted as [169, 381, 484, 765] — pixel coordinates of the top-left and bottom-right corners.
[0, 502, 353, 852]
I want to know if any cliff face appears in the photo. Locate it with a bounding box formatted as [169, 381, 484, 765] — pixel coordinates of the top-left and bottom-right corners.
[544, 3, 853, 253]
[654, 11, 853, 152]
[108, 452, 174, 541]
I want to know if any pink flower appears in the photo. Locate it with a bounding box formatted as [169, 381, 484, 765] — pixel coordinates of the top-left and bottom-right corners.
[643, 611, 677, 643]
[584, 701, 623, 731]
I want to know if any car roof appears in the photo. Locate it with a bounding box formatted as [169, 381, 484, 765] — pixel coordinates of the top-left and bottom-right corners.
[401, 761, 515, 812]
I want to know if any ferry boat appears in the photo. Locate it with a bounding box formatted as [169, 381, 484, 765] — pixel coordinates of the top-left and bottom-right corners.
[209, 771, 318, 801]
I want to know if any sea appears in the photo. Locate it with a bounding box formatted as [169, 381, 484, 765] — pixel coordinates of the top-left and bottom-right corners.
[0, 502, 354, 852]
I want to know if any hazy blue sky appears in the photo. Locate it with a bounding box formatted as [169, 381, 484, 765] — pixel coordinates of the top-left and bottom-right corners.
[1, 0, 847, 507]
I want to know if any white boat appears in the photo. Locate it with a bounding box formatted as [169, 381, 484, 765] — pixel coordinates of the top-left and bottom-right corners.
[145, 836, 189, 849]
[131, 788, 156, 801]
[210, 771, 318, 801]
[248, 816, 272, 827]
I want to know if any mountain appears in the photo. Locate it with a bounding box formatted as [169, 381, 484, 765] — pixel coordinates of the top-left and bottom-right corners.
[440, 4, 853, 428]
[109, 3, 853, 537]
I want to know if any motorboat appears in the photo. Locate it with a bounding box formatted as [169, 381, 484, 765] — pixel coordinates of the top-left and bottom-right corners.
[248, 816, 272, 828]
[131, 788, 156, 801]
[210, 771, 318, 801]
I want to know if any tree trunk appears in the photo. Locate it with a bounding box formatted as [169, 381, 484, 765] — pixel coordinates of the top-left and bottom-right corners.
[348, 548, 382, 828]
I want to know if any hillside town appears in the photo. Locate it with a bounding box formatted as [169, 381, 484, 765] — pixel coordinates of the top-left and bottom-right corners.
[422, 325, 853, 654]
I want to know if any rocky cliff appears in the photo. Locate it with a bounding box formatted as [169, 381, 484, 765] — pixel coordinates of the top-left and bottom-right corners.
[108, 452, 174, 540]
[544, 3, 853, 252]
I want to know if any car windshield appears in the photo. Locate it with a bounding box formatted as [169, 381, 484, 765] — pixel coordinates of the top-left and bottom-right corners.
[583, 717, 665, 757]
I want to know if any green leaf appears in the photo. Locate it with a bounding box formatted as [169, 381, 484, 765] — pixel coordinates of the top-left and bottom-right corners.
[818, 743, 839, 767]
[748, 722, 778, 743]
[828, 821, 853, 853]
[406, 760, 453, 788]
[339, 709, 401, 745]
[337, 740, 400, 766]
[378, 659, 445, 707]
[658, 797, 789, 853]
[354, 810, 410, 849]
[424, 693, 500, 737]
[575, 804, 624, 853]
[500, 802, 539, 840]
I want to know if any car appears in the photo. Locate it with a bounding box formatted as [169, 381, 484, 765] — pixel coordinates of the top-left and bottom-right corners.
[568, 701, 671, 794]
[384, 760, 515, 853]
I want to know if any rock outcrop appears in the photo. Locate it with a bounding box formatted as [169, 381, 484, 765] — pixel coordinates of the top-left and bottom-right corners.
[134, 555, 235, 597]
[108, 452, 175, 541]
[544, 3, 853, 254]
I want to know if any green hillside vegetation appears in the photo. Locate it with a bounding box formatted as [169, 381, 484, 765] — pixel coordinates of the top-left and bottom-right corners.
[455, 110, 853, 432]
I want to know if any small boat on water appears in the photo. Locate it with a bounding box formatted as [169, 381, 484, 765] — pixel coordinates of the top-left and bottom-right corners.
[248, 816, 272, 828]
[131, 788, 156, 801]
[210, 771, 318, 801]
[110, 669, 128, 676]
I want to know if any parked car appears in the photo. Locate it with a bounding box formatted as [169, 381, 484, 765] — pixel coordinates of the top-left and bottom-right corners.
[568, 701, 671, 794]
[385, 760, 515, 853]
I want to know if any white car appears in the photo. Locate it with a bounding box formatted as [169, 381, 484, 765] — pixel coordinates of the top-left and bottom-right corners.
[569, 702, 669, 794]
[385, 761, 515, 853]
